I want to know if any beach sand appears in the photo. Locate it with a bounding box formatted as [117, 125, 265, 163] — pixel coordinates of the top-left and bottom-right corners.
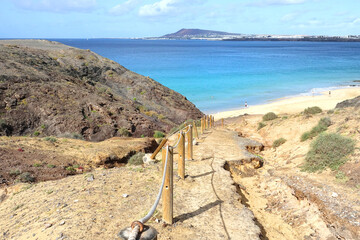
[214, 87, 360, 120]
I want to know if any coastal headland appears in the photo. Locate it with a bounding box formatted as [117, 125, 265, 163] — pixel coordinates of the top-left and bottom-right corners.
[0, 40, 359, 240]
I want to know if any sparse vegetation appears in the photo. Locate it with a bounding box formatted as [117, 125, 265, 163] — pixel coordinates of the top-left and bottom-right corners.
[128, 152, 145, 165]
[118, 127, 131, 137]
[44, 136, 57, 142]
[300, 117, 331, 142]
[304, 106, 322, 115]
[18, 172, 35, 183]
[327, 110, 334, 114]
[257, 122, 266, 130]
[59, 132, 84, 140]
[47, 164, 56, 168]
[33, 131, 40, 136]
[301, 133, 355, 172]
[33, 163, 42, 167]
[153, 130, 165, 138]
[262, 112, 277, 121]
[273, 138, 286, 148]
[9, 169, 21, 176]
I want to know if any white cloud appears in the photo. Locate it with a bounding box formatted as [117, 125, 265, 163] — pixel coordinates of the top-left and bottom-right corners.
[139, 0, 181, 17]
[109, 0, 140, 16]
[251, 0, 307, 7]
[351, 18, 360, 24]
[269, 0, 306, 4]
[281, 12, 299, 21]
[12, 0, 97, 12]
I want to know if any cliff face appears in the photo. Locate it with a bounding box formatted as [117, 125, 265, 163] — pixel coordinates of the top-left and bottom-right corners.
[0, 40, 203, 141]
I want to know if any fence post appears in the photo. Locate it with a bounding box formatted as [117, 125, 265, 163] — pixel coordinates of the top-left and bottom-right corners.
[205, 115, 208, 129]
[193, 120, 198, 139]
[209, 115, 212, 128]
[151, 138, 168, 159]
[186, 125, 193, 160]
[201, 118, 204, 134]
[221, 118, 224, 128]
[162, 146, 173, 224]
[178, 131, 185, 180]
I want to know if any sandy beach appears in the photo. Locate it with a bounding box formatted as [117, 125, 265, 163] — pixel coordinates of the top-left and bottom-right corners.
[214, 87, 360, 120]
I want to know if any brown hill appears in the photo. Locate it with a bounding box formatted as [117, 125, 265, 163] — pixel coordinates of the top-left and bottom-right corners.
[0, 40, 203, 141]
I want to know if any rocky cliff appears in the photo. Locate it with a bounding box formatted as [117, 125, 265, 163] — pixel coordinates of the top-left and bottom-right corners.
[0, 40, 203, 141]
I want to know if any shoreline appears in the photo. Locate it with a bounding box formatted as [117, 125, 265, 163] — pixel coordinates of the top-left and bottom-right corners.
[213, 86, 360, 120]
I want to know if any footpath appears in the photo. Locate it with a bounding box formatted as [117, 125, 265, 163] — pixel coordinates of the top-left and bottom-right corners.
[0, 128, 262, 240]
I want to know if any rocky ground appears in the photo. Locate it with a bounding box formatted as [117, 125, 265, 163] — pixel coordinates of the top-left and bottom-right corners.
[0, 127, 263, 240]
[0, 40, 202, 141]
[223, 103, 360, 239]
[0, 135, 157, 185]
[1, 112, 359, 239]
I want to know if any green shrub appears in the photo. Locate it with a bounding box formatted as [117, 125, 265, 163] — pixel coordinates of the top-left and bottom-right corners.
[47, 164, 56, 168]
[257, 122, 266, 130]
[153, 131, 165, 138]
[301, 133, 355, 172]
[33, 131, 40, 136]
[41, 124, 46, 129]
[304, 106, 322, 115]
[33, 163, 42, 167]
[9, 169, 21, 176]
[128, 152, 145, 165]
[118, 128, 131, 137]
[327, 110, 334, 114]
[44, 136, 57, 142]
[18, 172, 35, 183]
[262, 112, 277, 121]
[273, 138, 286, 148]
[65, 166, 76, 173]
[300, 117, 331, 142]
[282, 116, 288, 120]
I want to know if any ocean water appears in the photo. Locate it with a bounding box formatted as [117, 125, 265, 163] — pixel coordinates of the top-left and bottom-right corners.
[52, 39, 360, 113]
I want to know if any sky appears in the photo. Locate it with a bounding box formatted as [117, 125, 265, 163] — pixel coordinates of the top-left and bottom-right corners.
[0, 0, 359, 38]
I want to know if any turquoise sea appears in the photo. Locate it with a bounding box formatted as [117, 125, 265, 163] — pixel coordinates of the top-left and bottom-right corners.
[53, 39, 360, 113]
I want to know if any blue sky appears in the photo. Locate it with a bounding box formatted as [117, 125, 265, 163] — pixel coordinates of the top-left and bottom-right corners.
[0, 0, 359, 38]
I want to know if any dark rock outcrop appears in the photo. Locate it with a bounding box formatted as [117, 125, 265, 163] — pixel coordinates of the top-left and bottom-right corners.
[336, 95, 360, 109]
[0, 40, 203, 141]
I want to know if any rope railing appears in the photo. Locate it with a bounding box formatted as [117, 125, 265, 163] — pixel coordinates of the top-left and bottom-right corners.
[119, 115, 217, 240]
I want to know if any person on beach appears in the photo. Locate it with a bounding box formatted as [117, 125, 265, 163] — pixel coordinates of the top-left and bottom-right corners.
[245, 101, 248, 108]
[329, 91, 331, 96]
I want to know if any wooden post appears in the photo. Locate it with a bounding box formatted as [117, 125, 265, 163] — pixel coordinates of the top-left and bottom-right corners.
[209, 115, 212, 128]
[178, 131, 185, 179]
[186, 125, 193, 160]
[162, 146, 173, 224]
[221, 118, 224, 128]
[151, 138, 168, 159]
[193, 120, 198, 139]
[201, 118, 204, 134]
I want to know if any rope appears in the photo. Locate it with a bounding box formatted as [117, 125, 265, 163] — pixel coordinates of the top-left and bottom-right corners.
[128, 224, 140, 240]
[183, 124, 192, 134]
[172, 132, 182, 149]
[139, 145, 170, 224]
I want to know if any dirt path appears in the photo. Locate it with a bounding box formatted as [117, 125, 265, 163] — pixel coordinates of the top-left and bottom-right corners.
[2, 127, 357, 239]
[0, 128, 261, 240]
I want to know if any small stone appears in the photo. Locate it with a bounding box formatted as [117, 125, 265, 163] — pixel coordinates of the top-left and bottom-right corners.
[44, 223, 52, 229]
[73, 199, 79, 203]
[155, 218, 160, 223]
[87, 174, 94, 182]
[59, 220, 65, 225]
[185, 176, 194, 183]
[331, 192, 338, 198]
[122, 194, 129, 198]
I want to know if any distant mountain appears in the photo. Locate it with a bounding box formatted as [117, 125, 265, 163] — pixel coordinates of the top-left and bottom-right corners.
[158, 28, 360, 42]
[161, 28, 242, 39]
